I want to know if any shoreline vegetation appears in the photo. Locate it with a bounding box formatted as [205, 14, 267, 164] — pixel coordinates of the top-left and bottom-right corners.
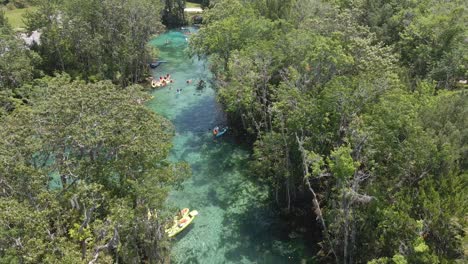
[2, 1, 201, 32]
[0, 0, 188, 262]
[0, 0, 466, 263]
[189, 0, 467, 263]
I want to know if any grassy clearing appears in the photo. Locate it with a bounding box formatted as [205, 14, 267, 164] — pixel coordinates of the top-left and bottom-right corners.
[186, 2, 201, 8]
[2, 6, 38, 30]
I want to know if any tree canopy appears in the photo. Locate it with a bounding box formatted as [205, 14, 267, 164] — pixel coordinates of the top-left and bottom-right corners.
[191, 0, 467, 262]
[0, 75, 188, 263]
[25, 0, 165, 86]
[0, 0, 466, 262]
[1, 1, 191, 262]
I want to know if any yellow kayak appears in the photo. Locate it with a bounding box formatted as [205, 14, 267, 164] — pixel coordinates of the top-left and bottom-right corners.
[166, 210, 199, 238]
[163, 208, 189, 226]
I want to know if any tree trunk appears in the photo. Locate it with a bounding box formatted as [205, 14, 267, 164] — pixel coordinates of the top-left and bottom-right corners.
[296, 133, 339, 263]
[343, 190, 349, 264]
[280, 114, 292, 212]
[286, 178, 291, 211]
[81, 239, 87, 260]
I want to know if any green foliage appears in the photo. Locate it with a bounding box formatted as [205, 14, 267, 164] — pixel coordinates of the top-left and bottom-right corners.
[191, 0, 279, 70]
[0, 75, 186, 262]
[398, 1, 467, 88]
[0, 11, 42, 118]
[351, 0, 468, 89]
[0, 0, 465, 262]
[25, 0, 164, 86]
[329, 146, 357, 181]
[193, 0, 467, 262]
[0, 15, 41, 91]
[162, 0, 186, 27]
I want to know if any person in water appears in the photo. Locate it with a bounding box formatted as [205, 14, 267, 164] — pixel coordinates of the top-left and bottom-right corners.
[197, 79, 206, 90]
[213, 126, 219, 136]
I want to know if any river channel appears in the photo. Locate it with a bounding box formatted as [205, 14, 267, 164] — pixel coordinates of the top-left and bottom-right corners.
[147, 29, 307, 264]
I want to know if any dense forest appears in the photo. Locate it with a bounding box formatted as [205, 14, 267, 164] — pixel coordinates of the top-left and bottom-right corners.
[0, 0, 466, 263]
[1, 0, 189, 262]
[191, 0, 467, 263]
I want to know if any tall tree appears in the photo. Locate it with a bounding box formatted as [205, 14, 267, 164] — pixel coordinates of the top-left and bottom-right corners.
[0, 75, 188, 263]
[162, 0, 186, 27]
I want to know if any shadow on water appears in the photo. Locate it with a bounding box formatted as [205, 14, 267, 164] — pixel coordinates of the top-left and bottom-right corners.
[172, 96, 224, 134]
[173, 223, 196, 241]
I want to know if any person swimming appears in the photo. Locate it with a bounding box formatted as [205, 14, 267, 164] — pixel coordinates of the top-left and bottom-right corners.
[197, 79, 206, 90]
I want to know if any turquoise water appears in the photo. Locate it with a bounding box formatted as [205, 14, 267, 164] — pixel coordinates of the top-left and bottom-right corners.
[147, 30, 306, 264]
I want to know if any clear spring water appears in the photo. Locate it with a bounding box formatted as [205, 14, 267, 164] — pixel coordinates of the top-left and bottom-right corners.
[147, 29, 307, 264]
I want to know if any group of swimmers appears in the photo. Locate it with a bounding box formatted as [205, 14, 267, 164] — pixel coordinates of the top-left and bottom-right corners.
[159, 73, 172, 82]
[151, 73, 208, 96]
[151, 74, 173, 88]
